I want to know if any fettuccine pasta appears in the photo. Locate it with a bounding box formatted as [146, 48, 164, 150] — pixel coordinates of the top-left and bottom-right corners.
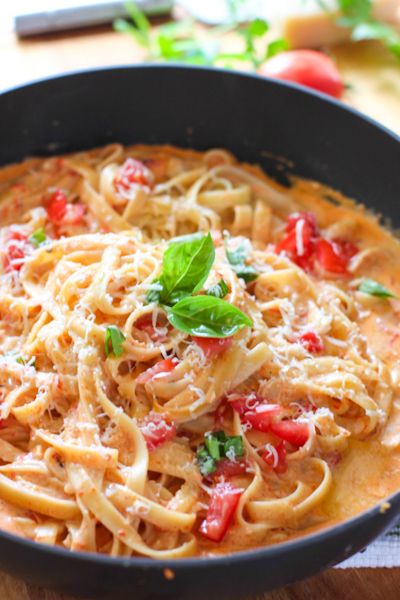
[0, 144, 399, 557]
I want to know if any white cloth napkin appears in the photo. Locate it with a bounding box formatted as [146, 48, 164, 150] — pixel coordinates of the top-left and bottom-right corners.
[337, 525, 400, 568]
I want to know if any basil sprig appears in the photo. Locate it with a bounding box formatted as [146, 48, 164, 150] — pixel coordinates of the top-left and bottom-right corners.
[197, 431, 244, 476]
[147, 233, 215, 305]
[147, 233, 253, 338]
[224, 234, 258, 283]
[206, 279, 229, 299]
[167, 295, 252, 338]
[358, 279, 396, 299]
[105, 326, 126, 357]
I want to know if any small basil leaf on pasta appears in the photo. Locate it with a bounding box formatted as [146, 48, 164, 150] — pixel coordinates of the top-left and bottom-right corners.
[16, 356, 36, 369]
[358, 279, 396, 299]
[29, 228, 47, 248]
[146, 278, 163, 304]
[105, 326, 125, 357]
[206, 279, 229, 299]
[166, 295, 252, 338]
[224, 234, 258, 282]
[157, 233, 215, 305]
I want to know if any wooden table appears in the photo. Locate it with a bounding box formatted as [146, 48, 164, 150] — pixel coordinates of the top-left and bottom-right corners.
[1, 20, 400, 600]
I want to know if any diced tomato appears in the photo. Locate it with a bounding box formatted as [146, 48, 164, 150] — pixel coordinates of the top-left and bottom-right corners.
[46, 189, 68, 223]
[299, 331, 324, 354]
[331, 238, 358, 261]
[8, 228, 28, 242]
[193, 336, 233, 359]
[229, 394, 283, 432]
[136, 358, 178, 385]
[62, 203, 85, 225]
[270, 420, 309, 447]
[199, 481, 242, 542]
[275, 215, 316, 269]
[260, 441, 287, 474]
[286, 211, 318, 235]
[259, 50, 344, 99]
[135, 314, 168, 342]
[139, 412, 176, 451]
[114, 158, 154, 194]
[212, 458, 248, 479]
[316, 238, 350, 274]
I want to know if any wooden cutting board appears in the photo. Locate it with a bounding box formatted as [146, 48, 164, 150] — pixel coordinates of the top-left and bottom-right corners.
[0, 21, 399, 600]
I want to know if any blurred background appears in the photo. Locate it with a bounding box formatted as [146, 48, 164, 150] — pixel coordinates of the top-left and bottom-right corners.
[1, 1, 400, 132]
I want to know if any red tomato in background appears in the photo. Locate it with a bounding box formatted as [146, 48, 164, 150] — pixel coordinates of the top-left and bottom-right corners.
[259, 50, 344, 99]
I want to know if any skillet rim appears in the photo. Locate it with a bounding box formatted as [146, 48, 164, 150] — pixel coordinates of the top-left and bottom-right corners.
[0, 64, 399, 571]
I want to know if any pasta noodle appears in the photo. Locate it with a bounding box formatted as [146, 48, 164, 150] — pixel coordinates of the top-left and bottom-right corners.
[0, 143, 399, 558]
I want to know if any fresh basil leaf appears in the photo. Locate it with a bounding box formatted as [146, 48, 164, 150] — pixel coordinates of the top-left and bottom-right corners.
[230, 263, 258, 283]
[224, 436, 244, 459]
[206, 279, 229, 299]
[358, 279, 395, 299]
[224, 234, 258, 282]
[29, 228, 47, 248]
[146, 278, 163, 304]
[167, 295, 252, 338]
[158, 233, 215, 305]
[248, 18, 269, 38]
[197, 446, 216, 476]
[105, 326, 126, 357]
[266, 38, 289, 59]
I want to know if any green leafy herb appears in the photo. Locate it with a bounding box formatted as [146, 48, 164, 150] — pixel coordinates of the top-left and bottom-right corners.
[114, 1, 287, 70]
[104, 326, 126, 357]
[317, 0, 400, 60]
[149, 233, 215, 305]
[16, 356, 36, 369]
[167, 295, 252, 338]
[224, 234, 258, 282]
[358, 279, 395, 299]
[206, 279, 229, 299]
[29, 228, 47, 248]
[265, 38, 289, 59]
[197, 431, 244, 476]
[197, 446, 217, 476]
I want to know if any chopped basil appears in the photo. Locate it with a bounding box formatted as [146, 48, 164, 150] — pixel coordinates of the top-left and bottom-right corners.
[104, 325, 126, 357]
[205, 279, 229, 299]
[224, 435, 244, 459]
[358, 279, 395, 299]
[197, 431, 244, 477]
[29, 228, 47, 248]
[147, 233, 215, 305]
[224, 234, 258, 282]
[197, 446, 217, 476]
[166, 295, 252, 338]
[16, 356, 36, 369]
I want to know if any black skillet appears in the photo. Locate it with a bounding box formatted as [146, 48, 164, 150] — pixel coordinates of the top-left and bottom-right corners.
[0, 66, 399, 600]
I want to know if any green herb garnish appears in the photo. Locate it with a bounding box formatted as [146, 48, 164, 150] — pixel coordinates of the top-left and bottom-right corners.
[224, 234, 258, 283]
[358, 279, 395, 299]
[104, 326, 126, 357]
[206, 279, 229, 299]
[197, 431, 244, 477]
[167, 295, 252, 338]
[16, 356, 36, 369]
[147, 233, 215, 305]
[29, 228, 47, 248]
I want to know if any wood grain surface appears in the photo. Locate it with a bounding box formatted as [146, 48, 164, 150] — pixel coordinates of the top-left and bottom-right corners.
[0, 18, 400, 600]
